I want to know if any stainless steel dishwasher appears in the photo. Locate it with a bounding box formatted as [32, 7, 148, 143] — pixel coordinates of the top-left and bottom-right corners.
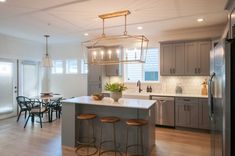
[150, 95, 175, 127]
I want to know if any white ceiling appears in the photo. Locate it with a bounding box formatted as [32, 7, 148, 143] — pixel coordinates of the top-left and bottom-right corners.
[0, 0, 228, 43]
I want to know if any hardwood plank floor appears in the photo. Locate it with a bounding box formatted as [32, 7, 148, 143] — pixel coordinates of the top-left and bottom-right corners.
[0, 116, 210, 156]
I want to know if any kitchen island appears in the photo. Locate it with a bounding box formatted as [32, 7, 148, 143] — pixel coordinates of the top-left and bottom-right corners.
[61, 96, 156, 155]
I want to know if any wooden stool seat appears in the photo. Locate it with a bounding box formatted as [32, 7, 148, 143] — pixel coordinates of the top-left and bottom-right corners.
[77, 114, 97, 120]
[126, 119, 148, 126]
[100, 116, 120, 123]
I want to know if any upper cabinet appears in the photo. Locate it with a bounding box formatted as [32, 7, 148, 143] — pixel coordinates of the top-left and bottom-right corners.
[160, 43, 185, 76]
[105, 64, 122, 76]
[160, 40, 211, 76]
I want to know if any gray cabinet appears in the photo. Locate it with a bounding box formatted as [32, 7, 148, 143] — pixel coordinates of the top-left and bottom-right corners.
[197, 41, 211, 75]
[198, 98, 210, 129]
[160, 43, 185, 75]
[185, 41, 211, 76]
[175, 98, 199, 128]
[105, 64, 121, 76]
[185, 42, 198, 75]
[160, 40, 211, 76]
[160, 43, 174, 75]
[88, 64, 102, 95]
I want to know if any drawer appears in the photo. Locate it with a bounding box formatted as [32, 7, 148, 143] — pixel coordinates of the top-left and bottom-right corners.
[175, 97, 198, 104]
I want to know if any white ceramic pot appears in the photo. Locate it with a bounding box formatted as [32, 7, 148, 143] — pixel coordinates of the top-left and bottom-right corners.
[110, 92, 122, 102]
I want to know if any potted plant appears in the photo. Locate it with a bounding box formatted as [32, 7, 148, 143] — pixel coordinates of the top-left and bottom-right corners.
[105, 83, 127, 102]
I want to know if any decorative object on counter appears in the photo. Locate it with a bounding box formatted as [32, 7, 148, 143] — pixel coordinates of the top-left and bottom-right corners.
[92, 93, 104, 101]
[175, 83, 183, 94]
[149, 86, 152, 92]
[81, 10, 149, 65]
[147, 86, 150, 92]
[105, 83, 127, 101]
[201, 79, 208, 95]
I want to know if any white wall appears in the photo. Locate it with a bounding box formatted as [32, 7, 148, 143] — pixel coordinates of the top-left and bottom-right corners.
[0, 33, 43, 60]
[49, 42, 87, 98]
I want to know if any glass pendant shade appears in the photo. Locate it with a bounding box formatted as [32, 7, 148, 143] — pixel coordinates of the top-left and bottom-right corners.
[82, 10, 149, 65]
[42, 35, 53, 68]
[42, 54, 53, 67]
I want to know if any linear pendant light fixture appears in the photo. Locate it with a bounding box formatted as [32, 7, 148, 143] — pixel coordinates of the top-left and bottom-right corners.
[42, 35, 53, 68]
[82, 10, 149, 65]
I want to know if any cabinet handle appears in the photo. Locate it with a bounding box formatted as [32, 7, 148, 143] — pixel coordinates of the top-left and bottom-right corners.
[173, 68, 176, 74]
[195, 68, 197, 74]
[183, 99, 190, 101]
[198, 68, 201, 74]
[99, 76, 101, 81]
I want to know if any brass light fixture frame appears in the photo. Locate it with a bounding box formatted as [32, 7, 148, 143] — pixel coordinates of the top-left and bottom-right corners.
[82, 10, 149, 65]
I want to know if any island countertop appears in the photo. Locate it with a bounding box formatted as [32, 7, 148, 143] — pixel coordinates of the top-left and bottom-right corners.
[62, 96, 156, 109]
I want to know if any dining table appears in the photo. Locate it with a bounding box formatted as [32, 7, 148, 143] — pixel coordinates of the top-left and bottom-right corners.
[30, 93, 62, 123]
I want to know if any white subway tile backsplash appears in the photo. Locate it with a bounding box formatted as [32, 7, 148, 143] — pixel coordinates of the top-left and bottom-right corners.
[123, 76, 208, 95]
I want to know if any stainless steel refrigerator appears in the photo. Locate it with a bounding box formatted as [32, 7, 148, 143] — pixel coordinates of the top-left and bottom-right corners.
[209, 39, 234, 156]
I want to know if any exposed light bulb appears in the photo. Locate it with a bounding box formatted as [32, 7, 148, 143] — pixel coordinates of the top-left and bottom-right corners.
[108, 50, 112, 59]
[137, 26, 143, 30]
[197, 18, 204, 22]
[100, 50, 104, 59]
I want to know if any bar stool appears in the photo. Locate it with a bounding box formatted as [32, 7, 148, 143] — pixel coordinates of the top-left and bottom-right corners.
[99, 116, 122, 156]
[125, 119, 148, 156]
[76, 114, 98, 156]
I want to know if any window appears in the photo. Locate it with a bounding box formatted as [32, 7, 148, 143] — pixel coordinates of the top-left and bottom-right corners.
[52, 60, 63, 74]
[124, 48, 159, 82]
[81, 59, 88, 74]
[66, 59, 78, 74]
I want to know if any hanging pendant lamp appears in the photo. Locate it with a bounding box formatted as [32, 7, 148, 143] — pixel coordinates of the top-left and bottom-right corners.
[42, 35, 53, 67]
[82, 10, 149, 65]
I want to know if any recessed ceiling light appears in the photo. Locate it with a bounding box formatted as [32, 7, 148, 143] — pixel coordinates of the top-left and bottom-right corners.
[0, 0, 6, 2]
[197, 18, 204, 22]
[84, 33, 89, 36]
[137, 26, 143, 30]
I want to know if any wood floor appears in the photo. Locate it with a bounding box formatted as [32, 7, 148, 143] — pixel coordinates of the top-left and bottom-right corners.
[0, 115, 210, 156]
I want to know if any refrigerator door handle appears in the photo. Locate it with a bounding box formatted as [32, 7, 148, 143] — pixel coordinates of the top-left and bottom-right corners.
[208, 72, 215, 120]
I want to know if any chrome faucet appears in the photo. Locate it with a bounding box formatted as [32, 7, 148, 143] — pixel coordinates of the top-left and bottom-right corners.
[137, 80, 142, 93]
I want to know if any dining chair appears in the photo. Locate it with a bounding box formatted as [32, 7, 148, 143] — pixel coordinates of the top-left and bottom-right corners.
[48, 97, 62, 121]
[24, 100, 47, 128]
[16, 96, 32, 122]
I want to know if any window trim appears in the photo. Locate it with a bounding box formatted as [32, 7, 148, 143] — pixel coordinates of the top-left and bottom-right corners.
[51, 60, 64, 74]
[123, 48, 160, 83]
[65, 59, 78, 74]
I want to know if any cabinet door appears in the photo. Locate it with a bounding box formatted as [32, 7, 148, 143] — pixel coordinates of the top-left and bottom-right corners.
[188, 101, 199, 128]
[197, 41, 211, 76]
[88, 64, 102, 82]
[185, 42, 198, 75]
[199, 98, 210, 129]
[174, 43, 185, 75]
[105, 64, 121, 76]
[87, 82, 102, 96]
[160, 44, 174, 75]
[175, 103, 188, 127]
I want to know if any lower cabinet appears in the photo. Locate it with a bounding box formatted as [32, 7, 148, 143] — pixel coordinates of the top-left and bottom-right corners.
[175, 98, 199, 128]
[175, 97, 210, 130]
[198, 98, 210, 129]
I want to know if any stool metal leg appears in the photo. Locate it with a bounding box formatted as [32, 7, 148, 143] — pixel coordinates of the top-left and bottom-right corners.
[98, 124, 103, 156]
[125, 126, 129, 156]
[140, 127, 144, 155]
[113, 123, 117, 156]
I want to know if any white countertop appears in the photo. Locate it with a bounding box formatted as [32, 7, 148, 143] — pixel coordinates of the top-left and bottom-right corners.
[62, 96, 156, 109]
[122, 92, 208, 98]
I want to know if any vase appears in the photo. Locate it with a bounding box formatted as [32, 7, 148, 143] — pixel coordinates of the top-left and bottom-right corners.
[110, 92, 122, 102]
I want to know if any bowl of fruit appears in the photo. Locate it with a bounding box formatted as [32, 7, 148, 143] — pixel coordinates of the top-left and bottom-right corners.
[92, 93, 104, 101]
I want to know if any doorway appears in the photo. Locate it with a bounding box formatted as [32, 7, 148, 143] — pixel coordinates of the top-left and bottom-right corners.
[0, 59, 17, 119]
